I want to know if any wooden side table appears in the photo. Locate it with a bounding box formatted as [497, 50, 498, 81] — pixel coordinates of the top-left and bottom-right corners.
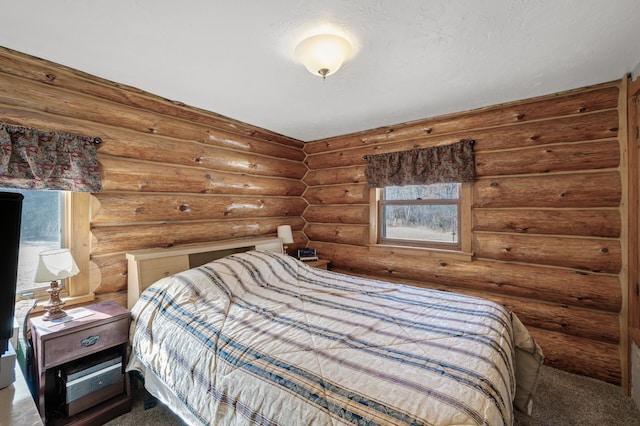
[303, 259, 331, 270]
[30, 301, 131, 425]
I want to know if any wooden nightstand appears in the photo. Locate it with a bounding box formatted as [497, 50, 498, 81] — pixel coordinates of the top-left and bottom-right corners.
[30, 301, 131, 425]
[304, 259, 330, 270]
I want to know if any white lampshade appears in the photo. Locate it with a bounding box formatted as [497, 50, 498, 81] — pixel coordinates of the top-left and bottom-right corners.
[34, 248, 80, 282]
[295, 34, 352, 78]
[277, 225, 294, 244]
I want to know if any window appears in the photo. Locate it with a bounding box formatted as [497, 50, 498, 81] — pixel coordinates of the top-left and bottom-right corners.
[3, 189, 92, 303]
[371, 183, 472, 255]
[3, 189, 64, 295]
[380, 183, 461, 248]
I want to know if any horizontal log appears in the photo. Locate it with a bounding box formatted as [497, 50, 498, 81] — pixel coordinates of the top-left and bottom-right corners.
[473, 233, 621, 273]
[309, 240, 622, 312]
[0, 72, 305, 161]
[305, 110, 619, 170]
[478, 295, 619, 344]
[100, 157, 306, 196]
[475, 139, 620, 176]
[91, 219, 306, 255]
[473, 109, 619, 151]
[304, 205, 370, 224]
[305, 84, 619, 153]
[304, 184, 370, 205]
[473, 171, 621, 208]
[0, 46, 303, 149]
[309, 241, 621, 312]
[304, 223, 369, 246]
[304, 166, 367, 187]
[99, 133, 306, 179]
[90, 253, 128, 294]
[91, 193, 307, 224]
[528, 327, 621, 384]
[473, 208, 621, 238]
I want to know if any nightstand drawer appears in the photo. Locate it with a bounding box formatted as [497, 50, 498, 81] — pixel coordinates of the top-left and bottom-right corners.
[43, 318, 129, 369]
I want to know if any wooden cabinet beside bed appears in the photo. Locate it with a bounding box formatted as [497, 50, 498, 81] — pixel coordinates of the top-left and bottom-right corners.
[30, 301, 131, 425]
[126, 236, 284, 309]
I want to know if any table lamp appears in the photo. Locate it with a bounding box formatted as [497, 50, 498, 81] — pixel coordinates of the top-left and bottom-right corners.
[277, 225, 294, 255]
[34, 248, 79, 321]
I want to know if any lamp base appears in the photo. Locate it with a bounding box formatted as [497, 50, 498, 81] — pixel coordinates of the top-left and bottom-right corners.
[42, 280, 67, 321]
[43, 308, 67, 321]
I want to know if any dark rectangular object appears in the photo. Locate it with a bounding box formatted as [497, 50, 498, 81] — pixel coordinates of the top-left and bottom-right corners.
[297, 248, 316, 258]
[0, 192, 23, 355]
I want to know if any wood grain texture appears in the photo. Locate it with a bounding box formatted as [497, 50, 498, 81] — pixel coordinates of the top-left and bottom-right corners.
[475, 139, 620, 176]
[91, 193, 307, 224]
[91, 218, 306, 255]
[305, 84, 619, 153]
[304, 110, 619, 170]
[304, 166, 367, 186]
[473, 172, 621, 208]
[99, 157, 306, 196]
[304, 205, 370, 224]
[473, 208, 621, 237]
[529, 327, 621, 384]
[304, 184, 370, 205]
[473, 233, 621, 273]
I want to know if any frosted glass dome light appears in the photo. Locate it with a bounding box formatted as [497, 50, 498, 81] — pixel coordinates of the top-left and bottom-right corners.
[295, 34, 352, 79]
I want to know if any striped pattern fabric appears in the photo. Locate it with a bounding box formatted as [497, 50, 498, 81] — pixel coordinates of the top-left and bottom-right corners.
[128, 251, 528, 426]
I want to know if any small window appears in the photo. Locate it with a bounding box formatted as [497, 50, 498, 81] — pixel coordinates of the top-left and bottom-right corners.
[379, 183, 461, 249]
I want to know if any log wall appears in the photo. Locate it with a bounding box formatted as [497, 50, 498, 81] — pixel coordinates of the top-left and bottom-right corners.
[0, 46, 308, 307]
[303, 82, 628, 385]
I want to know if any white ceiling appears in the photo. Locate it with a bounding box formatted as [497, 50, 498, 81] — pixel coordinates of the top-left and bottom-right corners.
[1, 1, 640, 142]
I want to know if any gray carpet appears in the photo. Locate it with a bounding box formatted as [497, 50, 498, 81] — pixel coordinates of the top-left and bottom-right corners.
[106, 366, 640, 425]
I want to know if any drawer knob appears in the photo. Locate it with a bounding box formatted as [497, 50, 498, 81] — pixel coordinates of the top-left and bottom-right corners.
[81, 335, 100, 347]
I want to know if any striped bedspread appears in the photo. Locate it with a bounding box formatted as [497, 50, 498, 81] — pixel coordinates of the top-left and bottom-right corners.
[128, 251, 542, 426]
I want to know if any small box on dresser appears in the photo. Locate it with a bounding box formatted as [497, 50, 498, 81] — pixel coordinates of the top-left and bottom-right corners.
[30, 301, 131, 425]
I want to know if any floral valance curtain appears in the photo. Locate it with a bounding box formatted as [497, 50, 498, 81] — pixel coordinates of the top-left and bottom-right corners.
[0, 124, 102, 192]
[363, 140, 475, 188]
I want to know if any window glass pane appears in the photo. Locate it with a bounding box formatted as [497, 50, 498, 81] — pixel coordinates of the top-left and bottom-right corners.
[3, 189, 62, 293]
[384, 183, 459, 201]
[383, 203, 458, 243]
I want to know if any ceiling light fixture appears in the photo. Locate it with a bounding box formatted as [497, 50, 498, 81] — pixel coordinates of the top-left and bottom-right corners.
[295, 34, 352, 80]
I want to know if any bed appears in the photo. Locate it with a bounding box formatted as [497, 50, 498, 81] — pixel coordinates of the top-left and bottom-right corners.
[126, 238, 543, 426]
